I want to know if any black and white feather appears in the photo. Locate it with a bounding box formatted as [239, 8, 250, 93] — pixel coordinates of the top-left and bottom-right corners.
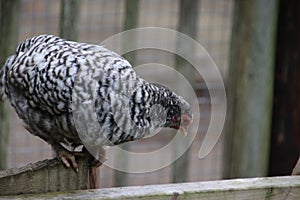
[0, 34, 193, 167]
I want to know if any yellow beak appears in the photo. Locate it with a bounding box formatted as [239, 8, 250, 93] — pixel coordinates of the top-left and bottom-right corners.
[180, 127, 188, 137]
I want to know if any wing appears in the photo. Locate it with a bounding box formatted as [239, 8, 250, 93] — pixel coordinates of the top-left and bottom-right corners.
[4, 34, 133, 115]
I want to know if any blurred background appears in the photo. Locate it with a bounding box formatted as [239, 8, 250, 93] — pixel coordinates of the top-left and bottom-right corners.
[0, 0, 299, 188]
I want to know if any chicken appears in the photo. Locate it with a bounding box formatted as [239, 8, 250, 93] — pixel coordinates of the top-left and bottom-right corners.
[0, 34, 193, 171]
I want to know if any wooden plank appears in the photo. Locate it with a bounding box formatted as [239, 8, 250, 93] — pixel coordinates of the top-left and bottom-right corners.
[0, 157, 91, 196]
[1, 176, 300, 199]
[0, 0, 20, 171]
[59, 0, 101, 190]
[121, 0, 139, 65]
[112, 0, 140, 187]
[59, 0, 81, 40]
[223, 0, 279, 178]
[172, 0, 199, 183]
[292, 157, 300, 175]
[269, 0, 300, 176]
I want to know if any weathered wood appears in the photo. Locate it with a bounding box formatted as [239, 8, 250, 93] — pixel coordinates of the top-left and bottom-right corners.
[0, 0, 20, 170]
[269, 0, 300, 176]
[172, 0, 199, 183]
[223, 0, 278, 178]
[113, 0, 140, 187]
[2, 176, 300, 199]
[0, 157, 92, 196]
[121, 0, 140, 66]
[292, 157, 300, 175]
[123, 0, 139, 30]
[59, 0, 81, 40]
[60, 0, 101, 189]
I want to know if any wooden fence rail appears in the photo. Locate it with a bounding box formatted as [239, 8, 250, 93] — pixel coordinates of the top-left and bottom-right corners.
[1, 157, 299, 199]
[1, 175, 300, 199]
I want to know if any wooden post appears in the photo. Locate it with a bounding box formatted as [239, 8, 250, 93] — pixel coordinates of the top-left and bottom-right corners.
[0, 0, 20, 170]
[269, 0, 300, 176]
[0, 157, 91, 196]
[59, 0, 81, 41]
[223, 0, 278, 178]
[113, 0, 140, 187]
[172, 0, 199, 183]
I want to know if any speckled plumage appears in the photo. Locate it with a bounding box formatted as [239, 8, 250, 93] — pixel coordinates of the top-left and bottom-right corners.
[0, 34, 192, 167]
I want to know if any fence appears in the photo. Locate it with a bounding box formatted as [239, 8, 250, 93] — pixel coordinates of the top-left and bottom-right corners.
[1, 171, 299, 199]
[4, 0, 233, 188]
[0, 157, 299, 197]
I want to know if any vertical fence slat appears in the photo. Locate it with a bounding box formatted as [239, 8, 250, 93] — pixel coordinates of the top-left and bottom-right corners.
[223, 0, 278, 178]
[269, 0, 300, 176]
[113, 0, 140, 187]
[172, 0, 200, 183]
[0, 0, 20, 170]
[60, 0, 81, 40]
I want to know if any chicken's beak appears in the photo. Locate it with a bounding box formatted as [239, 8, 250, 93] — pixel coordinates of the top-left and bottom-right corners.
[180, 127, 188, 137]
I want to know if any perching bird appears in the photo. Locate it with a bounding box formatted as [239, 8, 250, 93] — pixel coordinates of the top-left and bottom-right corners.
[0, 34, 193, 171]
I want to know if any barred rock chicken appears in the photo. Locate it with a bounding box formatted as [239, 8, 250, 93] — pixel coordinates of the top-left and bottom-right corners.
[0, 34, 193, 171]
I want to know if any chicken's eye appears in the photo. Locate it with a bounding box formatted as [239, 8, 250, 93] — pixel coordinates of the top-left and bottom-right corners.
[172, 116, 177, 122]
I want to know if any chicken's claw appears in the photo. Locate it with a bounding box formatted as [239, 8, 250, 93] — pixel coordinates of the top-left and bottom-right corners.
[52, 144, 84, 172]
